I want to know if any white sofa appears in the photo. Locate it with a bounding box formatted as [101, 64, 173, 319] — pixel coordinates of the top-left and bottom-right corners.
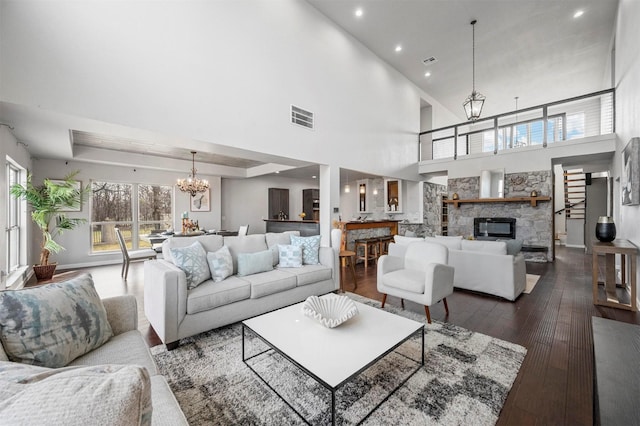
[0, 293, 188, 426]
[391, 235, 526, 301]
[144, 232, 339, 349]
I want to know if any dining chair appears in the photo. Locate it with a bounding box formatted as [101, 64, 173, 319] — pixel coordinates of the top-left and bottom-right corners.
[238, 224, 249, 236]
[115, 227, 157, 280]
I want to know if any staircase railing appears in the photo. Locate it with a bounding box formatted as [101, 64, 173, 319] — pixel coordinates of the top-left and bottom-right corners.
[419, 88, 615, 161]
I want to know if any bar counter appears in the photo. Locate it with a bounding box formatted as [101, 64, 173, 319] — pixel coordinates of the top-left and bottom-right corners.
[337, 220, 399, 251]
[264, 219, 320, 236]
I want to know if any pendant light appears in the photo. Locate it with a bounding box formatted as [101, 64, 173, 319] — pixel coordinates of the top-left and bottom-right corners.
[463, 20, 485, 121]
[176, 151, 210, 196]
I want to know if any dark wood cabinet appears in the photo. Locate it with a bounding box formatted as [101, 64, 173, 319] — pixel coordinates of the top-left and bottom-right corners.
[303, 189, 319, 221]
[268, 188, 289, 220]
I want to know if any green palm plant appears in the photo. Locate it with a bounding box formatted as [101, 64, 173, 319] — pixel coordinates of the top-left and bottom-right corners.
[10, 171, 91, 266]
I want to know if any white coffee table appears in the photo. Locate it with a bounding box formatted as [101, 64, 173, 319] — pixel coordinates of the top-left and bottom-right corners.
[242, 296, 424, 425]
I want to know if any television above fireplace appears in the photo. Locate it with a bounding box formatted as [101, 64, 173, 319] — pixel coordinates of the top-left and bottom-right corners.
[474, 217, 516, 240]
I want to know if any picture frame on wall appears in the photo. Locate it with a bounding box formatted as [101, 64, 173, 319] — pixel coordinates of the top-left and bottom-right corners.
[50, 179, 83, 212]
[190, 188, 211, 212]
[621, 137, 640, 206]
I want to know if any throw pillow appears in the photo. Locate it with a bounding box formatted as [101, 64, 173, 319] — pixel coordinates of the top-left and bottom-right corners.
[0, 362, 152, 426]
[277, 244, 303, 268]
[290, 235, 321, 265]
[206, 245, 233, 282]
[394, 235, 423, 245]
[498, 238, 524, 255]
[0, 274, 113, 368]
[170, 241, 211, 289]
[237, 250, 273, 276]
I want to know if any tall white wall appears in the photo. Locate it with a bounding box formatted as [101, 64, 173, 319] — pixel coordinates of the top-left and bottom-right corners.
[614, 0, 640, 305]
[0, 0, 454, 181]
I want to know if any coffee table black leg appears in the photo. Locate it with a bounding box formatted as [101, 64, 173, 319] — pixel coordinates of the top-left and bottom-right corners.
[421, 328, 425, 366]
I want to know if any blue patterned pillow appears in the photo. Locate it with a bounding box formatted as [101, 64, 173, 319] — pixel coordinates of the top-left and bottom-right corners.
[277, 244, 303, 268]
[291, 235, 321, 265]
[0, 274, 113, 368]
[206, 245, 233, 282]
[237, 250, 273, 276]
[170, 241, 211, 289]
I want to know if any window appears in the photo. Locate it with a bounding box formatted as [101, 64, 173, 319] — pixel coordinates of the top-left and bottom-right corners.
[481, 114, 566, 152]
[6, 161, 23, 283]
[90, 181, 172, 253]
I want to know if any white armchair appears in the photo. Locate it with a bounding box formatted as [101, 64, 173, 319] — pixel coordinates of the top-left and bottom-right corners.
[377, 241, 454, 323]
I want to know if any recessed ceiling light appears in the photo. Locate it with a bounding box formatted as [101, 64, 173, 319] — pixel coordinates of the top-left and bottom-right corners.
[573, 9, 584, 18]
[275, 171, 280, 174]
[395, 45, 402, 53]
[355, 8, 363, 17]
[312, 175, 317, 179]
[424, 71, 431, 78]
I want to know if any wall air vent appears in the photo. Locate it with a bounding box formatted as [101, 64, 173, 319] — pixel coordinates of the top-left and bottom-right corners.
[422, 56, 438, 66]
[291, 105, 314, 130]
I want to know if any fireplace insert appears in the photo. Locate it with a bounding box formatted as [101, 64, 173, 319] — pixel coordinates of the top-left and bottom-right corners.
[474, 217, 516, 240]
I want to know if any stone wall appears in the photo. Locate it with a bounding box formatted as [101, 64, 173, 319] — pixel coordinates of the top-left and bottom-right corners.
[447, 170, 553, 261]
[424, 181, 446, 236]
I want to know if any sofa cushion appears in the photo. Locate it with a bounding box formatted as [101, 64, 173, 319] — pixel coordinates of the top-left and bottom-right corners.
[0, 274, 113, 368]
[68, 330, 158, 376]
[0, 362, 152, 426]
[434, 235, 463, 250]
[206, 245, 233, 282]
[498, 238, 524, 255]
[265, 231, 300, 266]
[380, 269, 426, 294]
[224, 234, 269, 274]
[461, 239, 508, 255]
[170, 241, 211, 289]
[291, 235, 321, 265]
[237, 250, 273, 276]
[279, 264, 333, 286]
[394, 235, 424, 245]
[163, 234, 224, 264]
[239, 270, 297, 299]
[186, 277, 251, 314]
[277, 244, 303, 268]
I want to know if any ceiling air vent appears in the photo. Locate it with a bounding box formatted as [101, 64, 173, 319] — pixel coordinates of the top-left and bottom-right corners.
[422, 56, 438, 66]
[291, 105, 314, 130]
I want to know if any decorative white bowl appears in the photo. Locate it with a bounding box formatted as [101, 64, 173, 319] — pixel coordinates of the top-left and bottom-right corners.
[301, 295, 359, 328]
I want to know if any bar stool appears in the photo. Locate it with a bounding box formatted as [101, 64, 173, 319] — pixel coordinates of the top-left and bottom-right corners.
[378, 235, 394, 256]
[355, 237, 378, 268]
[338, 250, 357, 292]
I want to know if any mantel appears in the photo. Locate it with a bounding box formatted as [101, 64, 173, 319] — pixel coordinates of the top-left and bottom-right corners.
[444, 196, 552, 208]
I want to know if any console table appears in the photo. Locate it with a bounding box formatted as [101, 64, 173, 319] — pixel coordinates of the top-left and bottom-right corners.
[592, 239, 638, 311]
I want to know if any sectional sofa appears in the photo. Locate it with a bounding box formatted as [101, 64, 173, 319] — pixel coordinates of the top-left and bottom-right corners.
[144, 231, 339, 349]
[391, 235, 526, 301]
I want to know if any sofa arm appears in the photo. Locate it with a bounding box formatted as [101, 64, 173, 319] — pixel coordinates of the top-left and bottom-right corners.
[102, 295, 138, 336]
[319, 246, 339, 291]
[143, 260, 189, 345]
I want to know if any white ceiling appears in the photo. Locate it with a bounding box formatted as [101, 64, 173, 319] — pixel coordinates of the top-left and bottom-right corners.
[307, 0, 618, 120]
[1, 0, 619, 176]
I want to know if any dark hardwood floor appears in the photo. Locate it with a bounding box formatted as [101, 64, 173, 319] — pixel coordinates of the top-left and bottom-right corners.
[50, 245, 640, 425]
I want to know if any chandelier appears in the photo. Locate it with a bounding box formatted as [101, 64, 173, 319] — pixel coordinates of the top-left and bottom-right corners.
[463, 19, 485, 121]
[176, 151, 210, 196]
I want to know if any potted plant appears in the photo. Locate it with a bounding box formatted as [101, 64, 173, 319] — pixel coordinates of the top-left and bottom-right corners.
[10, 171, 90, 280]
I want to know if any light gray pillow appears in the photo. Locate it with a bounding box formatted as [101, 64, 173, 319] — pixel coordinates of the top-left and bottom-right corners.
[277, 244, 303, 268]
[170, 241, 211, 289]
[290, 235, 321, 265]
[0, 274, 113, 368]
[237, 250, 273, 276]
[207, 245, 233, 282]
[498, 238, 524, 255]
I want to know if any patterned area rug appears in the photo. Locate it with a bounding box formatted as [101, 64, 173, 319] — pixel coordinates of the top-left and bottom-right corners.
[151, 294, 526, 425]
[524, 274, 541, 294]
